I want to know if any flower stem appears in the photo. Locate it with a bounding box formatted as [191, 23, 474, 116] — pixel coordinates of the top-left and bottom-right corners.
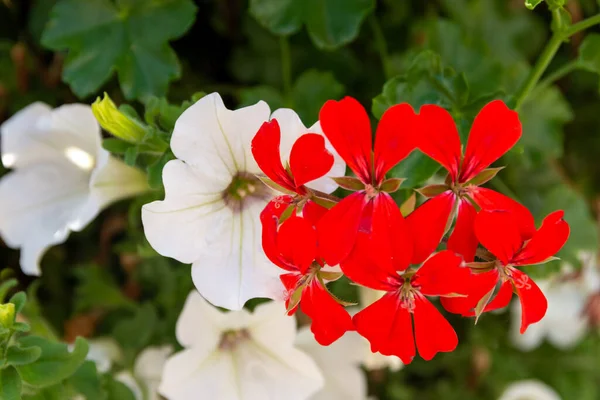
[532, 60, 580, 96]
[280, 36, 293, 107]
[513, 12, 600, 110]
[369, 15, 392, 79]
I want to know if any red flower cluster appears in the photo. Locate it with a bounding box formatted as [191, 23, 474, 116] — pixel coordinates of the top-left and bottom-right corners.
[251, 97, 570, 363]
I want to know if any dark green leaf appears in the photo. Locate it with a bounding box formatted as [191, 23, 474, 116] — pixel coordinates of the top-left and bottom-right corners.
[0, 367, 22, 400]
[579, 33, 600, 90]
[16, 336, 89, 388]
[102, 138, 135, 155]
[6, 344, 42, 366]
[249, 0, 302, 36]
[525, 0, 544, 9]
[0, 278, 18, 303]
[74, 265, 137, 312]
[238, 86, 285, 110]
[124, 147, 139, 166]
[41, 0, 197, 100]
[387, 151, 441, 188]
[103, 375, 136, 400]
[292, 69, 344, 124]
[113, 303, 157, 351]
[304, 0, 375, 50]
[147, 151, 174, 190]
[69, 361, 106, 400]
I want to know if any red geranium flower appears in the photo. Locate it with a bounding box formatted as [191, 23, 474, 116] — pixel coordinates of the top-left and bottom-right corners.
[341, 197, 470, 363]
[413, 100, 535, 263]
[260, 200, 353, 345]
[252, 118, 334, 221]
[317, 97, 419, 266]
[442, 209, 570, 333]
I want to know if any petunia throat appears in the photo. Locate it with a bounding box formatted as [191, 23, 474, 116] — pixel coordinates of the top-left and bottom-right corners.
[219, 329, 251, 350]
[222, 172, 269, 212]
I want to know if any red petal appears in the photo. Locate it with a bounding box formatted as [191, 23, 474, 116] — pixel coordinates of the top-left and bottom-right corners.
[441, 270, 499, 315]
[413, 296, 458, 361]
[468, 187, 536, 240]
[278, 215, 317, 274]
[474, 210, 522, 265]
[302, 200, 328, 226]
[317, 192, 368, 266]
[482, 279, 513, 313]
[417, 105, 462, 182]
[251, 120, 296, 191]
[300, 280, 353, 346]
[512, 210, 570, 266]
[290, 133, 334, 187]
[353, 292, 416, 364]
[319, 97, 373, 183]
[260, 196, 295, 271]
[373, 103, 419, 184]
[413, 250, 469, 297]
[447, 199, 478, 262]
[406, 191, 455, 265]
[280, 272, 303, 315]
[459, 100, 521, 182]
[511, 269, 548, 334]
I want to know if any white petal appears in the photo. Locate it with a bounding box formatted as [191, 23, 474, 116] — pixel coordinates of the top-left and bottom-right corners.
[175, 291, 224, 348]
[498, 380, 562, 400]
[247, 300, 297, 351]
[191, 199, 283, 310]
[159, 348, 237, 400]
[544, 283, 588, 349]
[0, 163, 95, 275]
[234, 340, 324, 400]
[83, 338, 122, 374]
[134, 345, 173, 382]
[90, 152, 148, 209]
[170, 92, 270, 177]
[115, 371, 143, 400]
[141, 160, 227, 264]
[296, 328, 368, 400]
[270, 109, 345, 194]
[2, 103, 101, 169]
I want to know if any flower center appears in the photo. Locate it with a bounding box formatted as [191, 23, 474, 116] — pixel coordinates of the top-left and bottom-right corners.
[399, 271, 419, 313]
[223, 172, 269, 212]
[219, 328, 250, 350]
[365, 184, 379, 199]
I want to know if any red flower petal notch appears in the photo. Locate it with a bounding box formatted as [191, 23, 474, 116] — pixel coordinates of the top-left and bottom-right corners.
[414, 100, 530, 263]
[260, 208, 352, 345]
[448, 209, 569, 331]
[317, 97, 419, 266]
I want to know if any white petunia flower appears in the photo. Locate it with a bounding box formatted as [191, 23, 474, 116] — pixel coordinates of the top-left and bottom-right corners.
[159, 291, 324, 400]
[510, 252, 600, 351]
[116, 345, 173, 400]
[0, 102, 148, 275]
[498, 380, 561, 400]
[295, 327, 368, 400]
[141, 93, 344, 310]
[357, 287, 404, 371]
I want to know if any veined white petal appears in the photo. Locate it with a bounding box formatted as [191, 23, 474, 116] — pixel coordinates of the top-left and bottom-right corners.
[142, 160, 227, 264]
[0, 163, 95, 275]
[89, 151, 148, 209]
[269, 108, 345, 193]
[170, 92, 270, 178]
[159, 348, 235, 400]
[234, 338, 324, 400]
[176, 291, 225, 349]
[296, 328, 368, 400]
[498, 380, 562, 400]
[191, 199, 282, 310]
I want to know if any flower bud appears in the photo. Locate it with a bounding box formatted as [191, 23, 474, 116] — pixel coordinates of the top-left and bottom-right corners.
[92, 93, 146, 143]
[0, 303, 15, 329]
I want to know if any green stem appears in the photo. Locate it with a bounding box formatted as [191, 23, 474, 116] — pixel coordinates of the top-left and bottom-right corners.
[280, 36, 293, 107]
[532, 60, 580, 95]
[369, 15, 392, 79]
[513, 12, 600, 110]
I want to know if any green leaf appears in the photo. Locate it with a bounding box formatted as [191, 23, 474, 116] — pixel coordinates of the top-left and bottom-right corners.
[9, 292, 27, 314]
[22, 383, 69, 400]
[387, 151, 441, 188]
[69, 361, 106, 400]
[0, 278, 18, 303]
[41, 0, 197, 100]
[6, 344, 42, 366]
[579, 33, 600, 91]
[113, 303, 157, 351]
[16, 336, 89, 388]
[103, 376, 136, 400]
[238, 86, 285, 110]
[74, 265, 137, 312]
[147, 151, 174, 189]
[249, 0, 302, 36]
[249, 0, 374, 50]
[525, 0, 544, 9]
[0, 367, 22, 400]
[102, 138, 135, 155]
[292, 69, 344, 124]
